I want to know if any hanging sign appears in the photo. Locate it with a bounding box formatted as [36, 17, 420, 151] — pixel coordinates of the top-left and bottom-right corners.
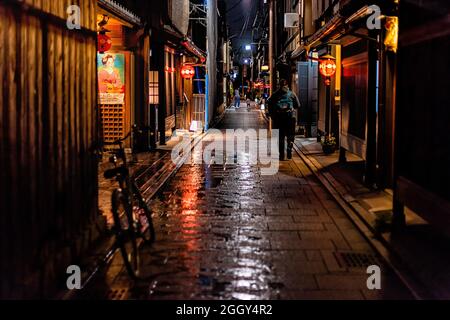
[97, 53, 125, 105]
[284, 13, 300, 28]
[384, 16, 398, 53]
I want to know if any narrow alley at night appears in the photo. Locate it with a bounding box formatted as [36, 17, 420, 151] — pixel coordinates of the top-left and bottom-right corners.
[78, 105, 412, 300]
[1, 0, 450, 311]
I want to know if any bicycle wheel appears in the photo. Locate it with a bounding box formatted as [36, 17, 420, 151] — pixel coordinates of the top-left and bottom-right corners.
[111, 189, 139, 279]
[131, 183, 156, 244]
[133, 204, 155, 243]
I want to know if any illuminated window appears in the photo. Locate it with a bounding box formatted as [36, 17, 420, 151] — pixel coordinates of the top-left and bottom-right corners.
[149, 71, 159, 104]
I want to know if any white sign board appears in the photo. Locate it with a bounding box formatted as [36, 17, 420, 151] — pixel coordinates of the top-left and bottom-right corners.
[284, 13, 299, 28]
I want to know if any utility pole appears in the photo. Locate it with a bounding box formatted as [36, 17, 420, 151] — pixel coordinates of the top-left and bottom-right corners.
[206, 0, 218, 129]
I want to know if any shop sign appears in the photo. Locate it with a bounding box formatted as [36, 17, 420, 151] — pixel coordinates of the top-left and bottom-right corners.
[384, 16, 398, 53]
[284, 13, 299, 28]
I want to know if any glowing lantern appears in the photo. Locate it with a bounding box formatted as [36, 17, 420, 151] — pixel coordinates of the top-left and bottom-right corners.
[190, 120, 202, 132]
[181, 65, 195, 79]
[319, 54, 337, 78]
[98, 33, 112, 53]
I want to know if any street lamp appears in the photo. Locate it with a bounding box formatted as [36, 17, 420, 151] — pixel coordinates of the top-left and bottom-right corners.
[245, 44, 252, 51]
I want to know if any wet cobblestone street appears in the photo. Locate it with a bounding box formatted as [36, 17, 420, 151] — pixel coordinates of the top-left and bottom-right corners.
[80, 107, 413, 300]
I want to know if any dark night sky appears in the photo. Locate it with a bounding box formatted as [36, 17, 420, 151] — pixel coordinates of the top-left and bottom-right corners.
[190, 0, 265, 64]
[224, 0, 263, 63]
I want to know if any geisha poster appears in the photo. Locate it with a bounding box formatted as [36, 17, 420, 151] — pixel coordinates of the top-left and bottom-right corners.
[97, 53, 125, 104]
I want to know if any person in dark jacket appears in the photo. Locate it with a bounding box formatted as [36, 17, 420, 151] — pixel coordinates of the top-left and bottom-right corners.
[234, 89, 240, 108]
[267, 79, 300, 160]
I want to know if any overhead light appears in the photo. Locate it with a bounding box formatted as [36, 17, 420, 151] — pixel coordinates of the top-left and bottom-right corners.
[245, 44, 251, 51]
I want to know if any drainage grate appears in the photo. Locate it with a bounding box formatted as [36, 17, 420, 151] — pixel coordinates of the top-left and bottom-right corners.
[334, 252, 381, 268]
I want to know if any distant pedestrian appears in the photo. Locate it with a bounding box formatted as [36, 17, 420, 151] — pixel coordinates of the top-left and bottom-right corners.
[234, 89, 240, 108]
[267, 79, 300, 160]
[246, 91, 253, 111]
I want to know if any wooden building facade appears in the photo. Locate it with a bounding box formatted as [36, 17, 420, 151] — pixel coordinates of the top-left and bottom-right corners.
[0, 0, 208, 298]
[290, 0, 450, 235]
[290, 0, 398, 188]
[96, 0, 144, 149]
[393, 0, 450, 231]
[0, 0, 100, 298]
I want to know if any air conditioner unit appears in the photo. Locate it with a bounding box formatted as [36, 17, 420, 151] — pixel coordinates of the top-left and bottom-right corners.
[284, 13, 299, 28]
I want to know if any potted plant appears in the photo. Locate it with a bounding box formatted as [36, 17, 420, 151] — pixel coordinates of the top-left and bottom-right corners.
[321, 134, 336, 154]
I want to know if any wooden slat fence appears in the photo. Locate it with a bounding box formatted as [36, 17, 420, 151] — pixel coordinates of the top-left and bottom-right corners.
[0, 0, 101, 298]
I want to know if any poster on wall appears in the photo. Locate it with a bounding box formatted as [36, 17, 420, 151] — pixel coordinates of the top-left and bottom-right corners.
[97, 53, 125, 105]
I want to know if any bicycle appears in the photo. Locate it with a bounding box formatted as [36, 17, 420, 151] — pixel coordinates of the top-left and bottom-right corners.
[101, 125, 155, 279]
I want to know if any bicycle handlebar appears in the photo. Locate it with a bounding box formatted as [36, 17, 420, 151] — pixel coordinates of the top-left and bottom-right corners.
[102, 130, 132, 146]
[90, 124, 155, 159]
[101, 124, 152, 147]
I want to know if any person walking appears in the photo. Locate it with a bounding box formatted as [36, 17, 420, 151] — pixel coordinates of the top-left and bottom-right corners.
[267, 79, 300, 160]
[246, 91, 253, 111]
[234, 89, 240, 108]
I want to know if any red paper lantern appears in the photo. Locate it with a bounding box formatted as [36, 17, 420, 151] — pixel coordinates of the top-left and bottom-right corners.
[181, 65, 195, 79]
[98, 33, 112, 53]
[319, 54, 337, 78]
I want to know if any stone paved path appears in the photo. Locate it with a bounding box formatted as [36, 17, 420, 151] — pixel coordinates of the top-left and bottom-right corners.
[79, 105, 413, 300]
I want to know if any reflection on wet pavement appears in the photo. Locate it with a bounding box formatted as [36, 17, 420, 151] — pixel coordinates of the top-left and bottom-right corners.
[81, 109, 413, 300]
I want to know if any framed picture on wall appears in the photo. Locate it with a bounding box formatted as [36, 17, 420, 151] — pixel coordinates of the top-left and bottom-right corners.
[98, 52, 125, 105]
